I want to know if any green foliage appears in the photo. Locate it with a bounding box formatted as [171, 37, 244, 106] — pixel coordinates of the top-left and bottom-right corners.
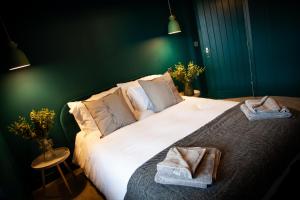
[8, 108, 55, 140]
[168, 61, 205, 84]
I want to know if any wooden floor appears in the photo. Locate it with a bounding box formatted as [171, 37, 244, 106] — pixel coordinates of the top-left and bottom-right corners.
[33, 168, 104, 200]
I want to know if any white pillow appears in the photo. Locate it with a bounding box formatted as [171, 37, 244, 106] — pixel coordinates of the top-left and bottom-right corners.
[127, 85, 153, 111]
[67, 101, 102, 138]
[67, 87, 119, 138]
[117, 74, 161, 120]
[116, 81, 139, 116]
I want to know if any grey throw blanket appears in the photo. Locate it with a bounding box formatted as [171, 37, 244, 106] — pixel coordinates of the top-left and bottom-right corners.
[155, 148, 221, 188]
[125, 103, 300, 200]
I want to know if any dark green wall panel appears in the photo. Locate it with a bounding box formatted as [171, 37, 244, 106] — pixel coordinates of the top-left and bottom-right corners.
[194, 0, 252, 98]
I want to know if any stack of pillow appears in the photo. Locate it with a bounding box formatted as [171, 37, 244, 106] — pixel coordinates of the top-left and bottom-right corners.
[68, 72, 183, 138]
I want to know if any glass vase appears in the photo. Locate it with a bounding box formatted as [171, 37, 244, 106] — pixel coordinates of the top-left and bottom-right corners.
[37, 137, 55, 161]
[184, 81, 194, 96]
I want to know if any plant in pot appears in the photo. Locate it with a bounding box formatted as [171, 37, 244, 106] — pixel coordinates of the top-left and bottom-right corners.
[168, 61, 205, 96]
[8, 108, 56, 160]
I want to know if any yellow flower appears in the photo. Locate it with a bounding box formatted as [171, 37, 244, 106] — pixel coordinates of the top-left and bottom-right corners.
[8, 108, 55, 140]
[169, 61, 205, 84]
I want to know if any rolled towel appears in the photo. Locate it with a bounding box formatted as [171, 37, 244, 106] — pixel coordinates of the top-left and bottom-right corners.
[240, 104, 292, 121]
[155, 148, 221, 188]
[157, 147, 206, 179]
[245, 96, 272, 113]
[245, 96, 268, 113]
[257, 97, 281, 113]
[281, 106, 290, 113]
[245, 96, 284, 114]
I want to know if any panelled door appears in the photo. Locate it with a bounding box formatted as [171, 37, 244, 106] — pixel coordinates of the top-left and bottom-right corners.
[195, 0, 252, 98]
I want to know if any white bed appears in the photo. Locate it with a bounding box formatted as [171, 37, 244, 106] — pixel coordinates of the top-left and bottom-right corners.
[73, 97, 238, 200]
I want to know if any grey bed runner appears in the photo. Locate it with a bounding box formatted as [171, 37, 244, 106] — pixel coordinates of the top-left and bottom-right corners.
[125, 103, 300, 200]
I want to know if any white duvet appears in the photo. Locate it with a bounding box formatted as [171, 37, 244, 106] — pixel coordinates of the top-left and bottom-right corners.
[73, 97, 238, 200]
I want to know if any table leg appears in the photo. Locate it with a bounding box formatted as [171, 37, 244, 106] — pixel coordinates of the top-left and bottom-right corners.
[41, 169, 46, 189]
[56, 164, 72, 194]
[63, 161, 76, 178]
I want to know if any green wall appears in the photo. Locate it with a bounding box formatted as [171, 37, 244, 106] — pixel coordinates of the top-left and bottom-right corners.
[194, 0, 300, 98]
[248, 0, 300, 96]
[0, 131, 25, 199]
[0, 0, 199, 197]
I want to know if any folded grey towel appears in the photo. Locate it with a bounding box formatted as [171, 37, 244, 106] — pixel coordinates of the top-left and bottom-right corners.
[157, 147, 206, 179]
[155, 148, 221, 188]
[240, 103, 292, 121]
[245, 96, 281, 113]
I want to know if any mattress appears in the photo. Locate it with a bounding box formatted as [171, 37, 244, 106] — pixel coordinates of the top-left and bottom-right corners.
[73, 97, 238, 200]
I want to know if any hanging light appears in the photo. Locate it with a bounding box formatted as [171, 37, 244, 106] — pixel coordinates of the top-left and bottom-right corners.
[167, 0, 181, 35]
[0, 17, 30, 71]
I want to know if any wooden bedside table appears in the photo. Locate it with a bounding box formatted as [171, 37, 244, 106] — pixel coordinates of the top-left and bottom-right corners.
[180, 89, 200, 97]
[31, 147, 74, 194]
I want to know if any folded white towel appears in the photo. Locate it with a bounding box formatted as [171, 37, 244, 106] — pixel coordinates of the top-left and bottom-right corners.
[241, 103, 292, 121]
[157, 147, 206, 179]
[245, 96, 281, 113]
[155, 148, 221, 188]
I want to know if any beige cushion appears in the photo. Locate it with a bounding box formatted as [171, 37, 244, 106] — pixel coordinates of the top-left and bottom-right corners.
[83, 88, 136, 136]
[162, 72, 183, 103]
[67, 87, 119, 138]
[138, 73, 183, 112]
[86, 87, 119, 101]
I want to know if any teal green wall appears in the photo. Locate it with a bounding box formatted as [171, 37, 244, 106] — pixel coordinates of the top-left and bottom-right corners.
[248, 0, 300, 96]
[0, 131, 25, 199]
[0, 0, 199, 197]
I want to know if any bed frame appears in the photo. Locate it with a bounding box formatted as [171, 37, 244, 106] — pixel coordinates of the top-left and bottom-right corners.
[59, 95, 300, 199]
[59, 93, 96, 151]
[60, 103, 79, 151]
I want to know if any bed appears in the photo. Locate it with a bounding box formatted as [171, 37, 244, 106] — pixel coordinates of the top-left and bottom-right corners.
[60, 92, 300, 200]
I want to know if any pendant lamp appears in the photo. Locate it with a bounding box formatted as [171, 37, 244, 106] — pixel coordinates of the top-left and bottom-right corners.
[167, 0, 181, 34]
[1, 17, 30, 71]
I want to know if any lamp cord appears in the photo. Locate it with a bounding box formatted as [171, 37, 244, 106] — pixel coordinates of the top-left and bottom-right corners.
[167, 0, 173, 16]
[0, 16, 12, 41]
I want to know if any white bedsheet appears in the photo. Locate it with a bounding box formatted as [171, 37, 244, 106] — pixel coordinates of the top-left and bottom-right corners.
[73, 97, 238, 200]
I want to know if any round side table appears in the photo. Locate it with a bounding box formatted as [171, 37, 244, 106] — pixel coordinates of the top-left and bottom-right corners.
[31, 147, 74, 194]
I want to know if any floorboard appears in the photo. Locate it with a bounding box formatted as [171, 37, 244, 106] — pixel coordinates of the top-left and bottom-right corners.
[33, 168, 104, 200]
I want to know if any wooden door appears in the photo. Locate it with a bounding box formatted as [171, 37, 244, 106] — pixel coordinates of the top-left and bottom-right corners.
[194, 0, 252, 98]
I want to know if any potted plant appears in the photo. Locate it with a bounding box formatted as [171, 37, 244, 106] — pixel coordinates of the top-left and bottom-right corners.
[168, 61, 205, 96]
[8, 108, 56, 160]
